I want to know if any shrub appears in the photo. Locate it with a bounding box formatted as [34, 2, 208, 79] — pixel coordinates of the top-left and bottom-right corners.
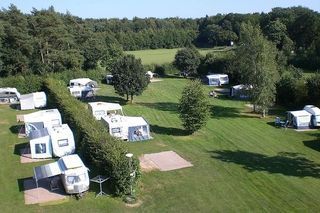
[44, 78, 140, 196]
[0, 74, 43, 94]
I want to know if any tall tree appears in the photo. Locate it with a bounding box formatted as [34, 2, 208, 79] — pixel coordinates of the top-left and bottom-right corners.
[174, 47, 201, 76]
[111, 55, 149, 102]
[178, 79, 209, 134]
[232, 22, 279, 117]
[0, 4, 33, 76]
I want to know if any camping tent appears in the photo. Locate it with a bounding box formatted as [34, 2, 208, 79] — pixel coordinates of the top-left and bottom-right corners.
[101, 115, 151, 141]
[303, 105, 320, 127]
[88, 102, 124, 120]
[47, 124, 75, 157]
[29, 128, 52, 159]
[33, 154, 89, 194]
[287, 110, 312, 129]
[22, 109, 62, 136]
[206, 74, 229, 86]
[230, 84, 252, 99]
[20, 92, 47, 110]
[0, 87, 21, 104]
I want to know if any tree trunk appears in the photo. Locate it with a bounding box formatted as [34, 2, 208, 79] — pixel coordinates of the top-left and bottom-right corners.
[130, 94, 134, 104]
[262, 109, 266, 118]
[253, 104, 256, 112]
[126, 93, 129, 101]
[39, 42, 45, 64]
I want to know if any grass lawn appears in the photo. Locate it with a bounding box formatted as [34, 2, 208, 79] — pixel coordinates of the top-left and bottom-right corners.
[126, 47, 234, 65]
[1, 77, 320, 212]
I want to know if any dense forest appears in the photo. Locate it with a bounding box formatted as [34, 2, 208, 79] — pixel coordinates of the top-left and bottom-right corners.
[0, 4, 319, 77]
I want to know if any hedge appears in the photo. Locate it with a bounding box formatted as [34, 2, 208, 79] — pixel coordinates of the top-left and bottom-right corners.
[44, 77, 140, 196]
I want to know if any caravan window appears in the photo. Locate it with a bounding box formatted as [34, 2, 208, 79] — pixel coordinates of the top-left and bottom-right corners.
[67, 173, 86, 184]
[58, 139, 69, 147]
[94, 110, 105, 116]
[111, 128, 121, 133]
[35, 143, 47, 154]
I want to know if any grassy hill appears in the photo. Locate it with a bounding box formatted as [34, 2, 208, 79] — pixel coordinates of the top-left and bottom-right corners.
[1, 78, 320, 212]
[126, 47, 234, 65]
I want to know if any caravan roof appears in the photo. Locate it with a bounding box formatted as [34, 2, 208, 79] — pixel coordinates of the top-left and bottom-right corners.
[0, 87, 21, 99]
[69, 78, 92, 85]
[206, 74, 228, 79]
[288, 110, 311, 117]
[88, 102, 123, 112]
[304, 105, 320, 115]
[23, 109, 61, 124]
[125, 116, 148, 127]
[60, 154, 85, 170]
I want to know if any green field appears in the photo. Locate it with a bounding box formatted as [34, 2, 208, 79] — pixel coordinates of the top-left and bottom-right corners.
[1, 78, 320, 212]
[126, 47, 234, 65]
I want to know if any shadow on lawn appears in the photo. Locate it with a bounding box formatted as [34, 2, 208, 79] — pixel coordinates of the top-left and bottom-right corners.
[137, 102, 178, 112]
[210, 105, 253, 119]
[303, 140, 320, 152]
[210, 150, 320, 178]
[14, 142, 29, 156]
[83, 95, 127, 105]
[9, 125, 21, 134]
[150, 124, 189, 136]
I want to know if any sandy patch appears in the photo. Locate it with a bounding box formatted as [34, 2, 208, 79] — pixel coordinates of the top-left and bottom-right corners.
[23, 178, 67, 205]
[139, 151, 193, 172]
[150, 79, 163, 83]
[125, 199, 143, 208]
[0, 120, 9, 124]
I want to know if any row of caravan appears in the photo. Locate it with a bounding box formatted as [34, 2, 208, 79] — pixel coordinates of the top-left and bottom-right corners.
[18, 109, 89, 195]
[88, 102, 151, 142]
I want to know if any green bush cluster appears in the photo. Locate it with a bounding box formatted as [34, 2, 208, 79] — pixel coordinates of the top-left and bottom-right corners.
[44, 78, 140, 196]
[0, 74, 43, 94]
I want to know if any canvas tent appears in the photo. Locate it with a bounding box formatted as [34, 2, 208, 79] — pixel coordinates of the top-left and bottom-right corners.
[206, 74, 229, 86]
[33, 154, 89, 194]
[303, 105, 320, 127]
[101, 115, 151, 141]
[88, 102, 124, 120]
[47, 124, 75, 157]
[0, 87, 20, 104]
[29, 128, 52, 159]
[287, 110, 311, 129]
[230, 84, 252, 99]
[22, 109, 62, 136]
[20, 92, 47, 110]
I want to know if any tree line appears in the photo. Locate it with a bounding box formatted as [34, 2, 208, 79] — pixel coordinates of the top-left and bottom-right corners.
[0, 4, 319, 77]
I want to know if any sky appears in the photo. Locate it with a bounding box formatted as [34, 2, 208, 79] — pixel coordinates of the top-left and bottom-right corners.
[1, 0, 319, 19]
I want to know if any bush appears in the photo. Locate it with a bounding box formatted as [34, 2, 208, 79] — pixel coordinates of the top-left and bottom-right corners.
[0, 74, 43, 94]
[44, 78, 140, 196]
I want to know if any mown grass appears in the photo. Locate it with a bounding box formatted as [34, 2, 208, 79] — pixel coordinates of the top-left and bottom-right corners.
[1, 78, 320, 212]
[126, 47, 234, 65]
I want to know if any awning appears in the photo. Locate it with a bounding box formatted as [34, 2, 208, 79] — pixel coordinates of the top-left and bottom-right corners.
[33, 161, 63, 184]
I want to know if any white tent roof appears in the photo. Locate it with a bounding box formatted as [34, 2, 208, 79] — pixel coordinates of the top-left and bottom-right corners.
[304, 105, 320, 115]
[206, 74, 228, 79]
[88, 102, 123, 112]
[23, 109, 61, 124]
[125, 116, 148, 127]
[69, 78, 93, 86]
[288, 110, 311, 117]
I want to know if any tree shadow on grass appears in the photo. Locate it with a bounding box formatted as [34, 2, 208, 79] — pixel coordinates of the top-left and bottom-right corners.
[150, 124, 189, 136]
[82, 95, 127, 105]
[210, 150, 320, 178]
[303, 140, 320, 152]
[210, 105, 254, 119]
[137, 102, 179, 113]
[9, 124, 21, 134]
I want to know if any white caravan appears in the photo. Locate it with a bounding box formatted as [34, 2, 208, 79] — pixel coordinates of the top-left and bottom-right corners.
[101, 114, 151, 141]
[33, 154, 90, 194]
[22, 109, 62, 136]
[20, 92, 47, 110]
[29, 124, 75, 159]
[303, 105, 320, 127]
[88, 102, 124, 120]
[68, 78, 97, 99]
[206, 74, 229, 86]
[0, 87, 21, 103]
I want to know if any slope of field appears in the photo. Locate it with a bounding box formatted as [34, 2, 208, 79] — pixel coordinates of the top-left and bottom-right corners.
[1, 78, 320, 212]
[126, 47, 234, 65]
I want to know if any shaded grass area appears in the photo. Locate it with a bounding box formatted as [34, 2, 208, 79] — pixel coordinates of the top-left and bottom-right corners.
[1, 78, 320, 212]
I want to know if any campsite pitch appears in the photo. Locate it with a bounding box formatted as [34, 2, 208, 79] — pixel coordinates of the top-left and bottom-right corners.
[139, 151, 193, 171]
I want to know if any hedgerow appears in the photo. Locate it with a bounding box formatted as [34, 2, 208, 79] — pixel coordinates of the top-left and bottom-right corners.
[44, 77, 140, 196]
